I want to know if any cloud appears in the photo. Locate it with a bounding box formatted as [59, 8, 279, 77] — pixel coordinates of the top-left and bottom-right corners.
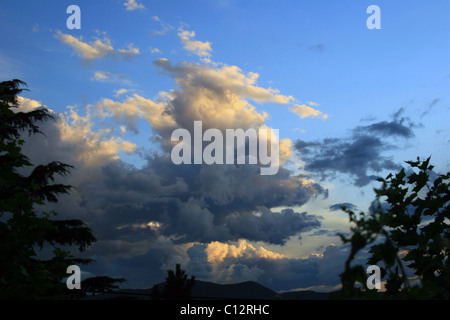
[184, 240, 349, 291]
[90, 71, 130, 85]
[420, 98, 440, 118]
[16, 57, 327, 252]
[296, 135, 398, 187]
[329, 202, 357, 212]
[91, 71, 111, 81]
[178, 27, 212, 59]
[114, 88, 128, 97]
[18, 98, 136, 170]
[308, 44, 325, 53]
[289, 103, 328, 120]
[206, 240, 287, 264]
[294, 110, 416, 186]
[152, 58, 293, 133]
[150, 16, 174, 36]
[95, 94, 177, 133]
[55, 31, 140, 62]
[116, 44, 140, 60]
[123, 0, 145, 11]
[279, 138, 294, 164]
[17, 96, 53, 113]
[150, 47, 162, 54]
[16, 26, 337, 291]
[353, 120, 414, 138]
[55, 31, 114, 60]
[225, 208, 321, 245]
[16, 56, 326, 258]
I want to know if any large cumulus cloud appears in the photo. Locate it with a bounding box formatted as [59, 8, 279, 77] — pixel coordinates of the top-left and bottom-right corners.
[15, 27, 330, 290]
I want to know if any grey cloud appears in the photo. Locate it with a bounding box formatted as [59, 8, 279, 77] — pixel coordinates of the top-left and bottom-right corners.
[308, 44, 325, 53]
[329, 202, 357, 212]
[184, 243, 349, 292]
[185, 244, 213, 279]
[224, 208, 322, 245]
[298, 134, 400, 187]
[354, 120, 414, 138]
[295, 112, 416, 187]
[421, 98, 440, 118]
[79, 158, 325, 245]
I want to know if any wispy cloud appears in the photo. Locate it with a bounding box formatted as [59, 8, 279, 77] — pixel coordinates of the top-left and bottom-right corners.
[308, 44, 326, 53]
[91, 71, 111, 81]
[150, 16, 174, 36]
[149, 47, 162, 54]
[289, 103, 328, 120]
[55, 31, 140, 62]
[90, 71, 131, 85]
[420, 98, 440, 118]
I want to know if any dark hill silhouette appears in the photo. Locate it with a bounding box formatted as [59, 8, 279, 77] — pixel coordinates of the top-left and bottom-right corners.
[191, 280, 277, 300]
[278, 290, 331, 300]
[81, 280, 333, 300]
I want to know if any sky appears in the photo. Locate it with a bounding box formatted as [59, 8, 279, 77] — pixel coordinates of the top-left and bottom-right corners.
[1, 0, 449, 292]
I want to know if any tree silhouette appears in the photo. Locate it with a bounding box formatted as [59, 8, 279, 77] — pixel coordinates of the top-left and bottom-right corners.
[162, 264, 195, 299]
[0, 79, 96, 299]
[80, 276, 127, 296]
[338, 157, 450, 299]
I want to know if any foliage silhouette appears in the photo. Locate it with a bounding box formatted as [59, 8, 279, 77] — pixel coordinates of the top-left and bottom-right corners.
[337, 157, 450, 299]
[161, 264, 195, 299]
[0, 79, 96, 299]
[79, 276, 127, 297]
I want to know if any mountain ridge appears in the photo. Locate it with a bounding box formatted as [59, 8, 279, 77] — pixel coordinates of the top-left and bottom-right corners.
[82, 280, 332, 300]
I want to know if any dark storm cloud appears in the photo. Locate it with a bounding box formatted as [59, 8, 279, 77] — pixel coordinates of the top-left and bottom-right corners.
[297, 134, 400, 187]
[78, 154, 325, 245]
[16, 50, 329, 290]
[224, 208, 322, 245]
[294, 110, 416, 187]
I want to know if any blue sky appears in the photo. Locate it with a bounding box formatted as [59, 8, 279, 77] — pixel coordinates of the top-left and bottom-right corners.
[1, 0, 449, 292]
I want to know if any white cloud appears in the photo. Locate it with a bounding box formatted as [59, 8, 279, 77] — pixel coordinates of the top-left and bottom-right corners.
[178, 27, 212, 59]
[152, 58, 294, 133]
[114, 88, 128, 97]
[55, 31, 140, 62]
[150, 16, 173, 36]
[55, 31, 114, 61]
[17, 96, 53, 113]
[124, 0, 145, 11]
[96, 94, 177, 134]
[289, 103, 328, 120]
[92, 71, 111, 81]
[206, 240, 287, 264]
[117, 44, 140, 60]
[150, 47, 162, 54]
